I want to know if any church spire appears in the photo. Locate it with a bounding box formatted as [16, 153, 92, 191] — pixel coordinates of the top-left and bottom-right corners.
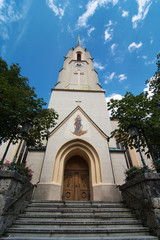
[75, 34, 82, 48]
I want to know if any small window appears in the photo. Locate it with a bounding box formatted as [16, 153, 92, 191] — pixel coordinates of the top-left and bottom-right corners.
[77, 53, 81, 61]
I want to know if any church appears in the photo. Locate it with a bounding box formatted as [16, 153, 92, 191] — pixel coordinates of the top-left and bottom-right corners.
[1, 37, 146, 202]
[28, 37, 144, 202]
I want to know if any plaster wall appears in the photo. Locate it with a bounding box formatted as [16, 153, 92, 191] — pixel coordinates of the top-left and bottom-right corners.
[110, 119, 152, 168]
[93, 184, 122, 201]
[49, 90, 115, 141]
[0, 141, 17, 162]
[110, 151, 128, 185]
[26, 150, 45, 184]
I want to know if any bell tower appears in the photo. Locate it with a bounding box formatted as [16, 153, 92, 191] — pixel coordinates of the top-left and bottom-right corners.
[55, 36, 102, 91]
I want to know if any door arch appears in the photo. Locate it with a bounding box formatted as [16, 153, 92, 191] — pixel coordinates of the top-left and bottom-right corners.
[63, 155, 90, 201]
[52, 139, 102, 186]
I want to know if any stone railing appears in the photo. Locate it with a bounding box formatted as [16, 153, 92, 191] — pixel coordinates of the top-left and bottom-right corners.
[119, 173, 160, 237]
[0, 170, 34, 236]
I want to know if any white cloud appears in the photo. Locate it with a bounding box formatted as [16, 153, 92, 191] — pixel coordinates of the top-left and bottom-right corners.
[77, 0, 98, 28]
[0, 25, 9, 39]
[47, 0, 68, 19]
[144, 58, 155, 65]
[114, 56, 124, 63]
[76, 0, 119, 28]
[118, 74, 127, 82]
[67, 25, 74, 37]
[132, 0, 152, 28]
[111, 43, 117, 55]
[106, 19, 113, 27]
[128, 41, 143, 52]
[0, 0, 5, 9]
[112, 0, 119, 5]
[104, 72, 127, 84]
[122, 10, 129, 17]
[94, 61, 105, 70]
[106, 93, 123, 103]
[1, 44, 6, 58]
[137, 55, 155, 65]
[104, 20, 113, 42]
[88, 27, 95, 37]
[0, 1, 31, 41]
[150, 37, 153, 44]
[104, 72, 115, 84]
[104, 29, 113, 42]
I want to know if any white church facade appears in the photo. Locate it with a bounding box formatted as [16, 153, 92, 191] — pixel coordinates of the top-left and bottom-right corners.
[0, 39, 149, 202]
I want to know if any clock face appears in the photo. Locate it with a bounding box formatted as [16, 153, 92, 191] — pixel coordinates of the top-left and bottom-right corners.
[74, 62, 84, 67]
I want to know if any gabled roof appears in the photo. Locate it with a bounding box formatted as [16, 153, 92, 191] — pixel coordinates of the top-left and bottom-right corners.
[49, 106, 109, 140]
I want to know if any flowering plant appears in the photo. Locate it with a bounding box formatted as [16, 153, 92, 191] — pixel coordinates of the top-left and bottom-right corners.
[0, 160, 33, 181]
[152, 161, 160, 173]
[125, 166, 153, 181]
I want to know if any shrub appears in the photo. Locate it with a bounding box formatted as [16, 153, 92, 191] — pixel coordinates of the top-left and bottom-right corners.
[0, 160, 33, 181]
[152, 161, 160, 173]
[125, 166, 153, 181]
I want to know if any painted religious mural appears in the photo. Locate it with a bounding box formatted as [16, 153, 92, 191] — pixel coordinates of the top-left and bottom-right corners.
[72, 115, 87, 136]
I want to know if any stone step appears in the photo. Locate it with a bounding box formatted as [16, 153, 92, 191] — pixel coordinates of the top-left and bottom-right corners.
[30, 200, 124, 205]
[26, 206, 130, 211]
[13, 219, 142, 228]
[28, 202, 125, 208]
[7, 227, 152, 237]
[27, 204, 128, 208]
[25, 208, 131, 215]
[17, 213, 136, 220]
[0, 236, 158, 240]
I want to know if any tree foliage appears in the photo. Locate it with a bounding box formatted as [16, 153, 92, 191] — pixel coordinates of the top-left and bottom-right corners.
[107, 54, 160, 161]
[0, 58, 58, 147]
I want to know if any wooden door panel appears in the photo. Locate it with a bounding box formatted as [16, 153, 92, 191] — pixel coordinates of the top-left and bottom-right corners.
[63, 173, 74, 201]
[79, 172, 89, 201]
[74, 172, 79, 200]
[79, 173, 89, 189]
[79, 190, 89, 201]
[63, 190, 74, 200]
[63, 157, 90, 201]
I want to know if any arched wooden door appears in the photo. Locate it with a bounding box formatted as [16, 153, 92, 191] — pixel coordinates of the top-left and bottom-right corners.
[63, 156, 90, 201]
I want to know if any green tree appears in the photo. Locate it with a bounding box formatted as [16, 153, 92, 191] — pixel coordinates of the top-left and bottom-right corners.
[107, 55, 160, 162]
[0, 58, 58, 161]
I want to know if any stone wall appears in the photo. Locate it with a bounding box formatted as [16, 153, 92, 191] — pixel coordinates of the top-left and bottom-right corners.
[0, 170, 34, 236]
[119, 173, 160, 237]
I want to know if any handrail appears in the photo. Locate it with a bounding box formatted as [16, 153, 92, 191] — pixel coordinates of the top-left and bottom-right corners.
[117, 185, 154, 212]
[4, 184, 37, 214]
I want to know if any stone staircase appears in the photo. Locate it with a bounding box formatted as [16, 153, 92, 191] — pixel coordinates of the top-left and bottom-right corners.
[1, 200, 158, 240]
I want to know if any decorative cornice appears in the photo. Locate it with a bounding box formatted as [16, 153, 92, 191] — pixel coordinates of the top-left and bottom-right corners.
[69, 59, 89, 65]
[51, 88, 106, 93]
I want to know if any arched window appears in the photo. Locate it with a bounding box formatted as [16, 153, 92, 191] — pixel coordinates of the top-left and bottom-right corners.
[77, 53, 81, 61]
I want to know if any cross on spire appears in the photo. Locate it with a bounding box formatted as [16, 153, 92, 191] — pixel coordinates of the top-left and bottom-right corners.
[76, 34, 82, 47]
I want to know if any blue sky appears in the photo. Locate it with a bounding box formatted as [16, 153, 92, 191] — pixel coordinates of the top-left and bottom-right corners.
[0, 0, 160, 105]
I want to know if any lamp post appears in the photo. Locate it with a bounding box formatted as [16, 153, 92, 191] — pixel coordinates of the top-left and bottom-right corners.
[12, 121, 32, 167]
[128, 125, 147, 170]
